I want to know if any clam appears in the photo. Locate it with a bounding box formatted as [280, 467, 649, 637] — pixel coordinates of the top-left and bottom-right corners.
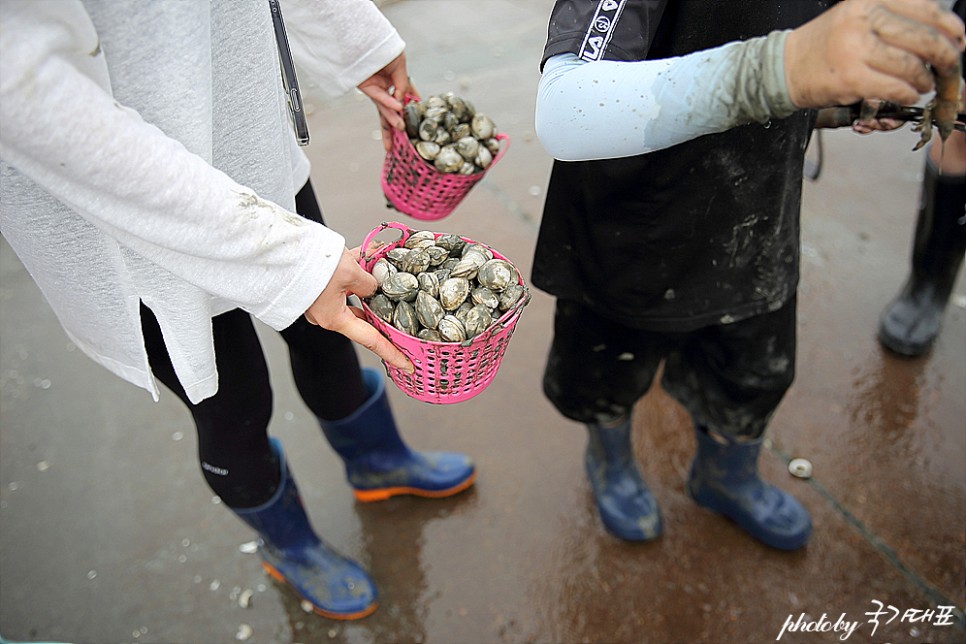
[418, 118, 439, 142]
[424, 105, 449, 122]
[425, 245, 449, 266]
[471, 113, 495, 139]
[418, 328, 444, 342]
[385, 247, 411, 267]
[444, 92, 470, 120]
[370, 257, 396, 286]
[438, 314, 466, 343]
[400, 248, 431, 275]
[462, 244, 494, 261]
[471, 286, 500, 310]
[438, 277, 470, 310]
[404, 230, 437, 249]
[475, 146, 493, 170]
[477, 258, 516, 291]
[440, 257, 460, 272]
[434, 146, 463, 174]
[451, 123, 471, 141]
[417, 271, 440, 297]
[415, 140, 440, 161]
[433, 129, 452, 146]
[498, 284, 525, 311]
[368, 293, 395, 323]
[462, 304, 493, 339]
[425, 95, 447, 110]
[415, 290, 445, 330]
[455, 301, 474, 322]
[403, 102, 424, 138]
[456, 136, 480, 161]
[450, 252, 486, 280]
[459, 162, 476, 175]
[392, 300, 419, 336]
[434, 234, 465, 255]
[442, 111, 460, 132]
[382, 272, 419, 302]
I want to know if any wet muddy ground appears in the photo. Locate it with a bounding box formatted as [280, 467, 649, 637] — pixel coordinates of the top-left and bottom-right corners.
[1, 1, 963, 643]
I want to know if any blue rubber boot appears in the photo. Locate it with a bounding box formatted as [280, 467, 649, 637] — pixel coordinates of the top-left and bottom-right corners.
[233, 438, 378, 619]
[319, 368, 475, 502]
[687, 426, 812, 550]
[584, 417, 662, 541]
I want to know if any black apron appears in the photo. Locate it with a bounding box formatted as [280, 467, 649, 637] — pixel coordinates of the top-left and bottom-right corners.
[533, 0, 831, 331]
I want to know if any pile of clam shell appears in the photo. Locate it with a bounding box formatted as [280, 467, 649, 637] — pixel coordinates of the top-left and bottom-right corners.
[402, 92, 500, 175]
[367, 230, 526, 343]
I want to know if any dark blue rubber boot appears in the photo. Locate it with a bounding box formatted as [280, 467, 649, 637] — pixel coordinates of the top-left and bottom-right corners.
[584, 417, 662, 541]
[233, 438, 378, 619]
[687, 426, 811, 550]
[319, 368, 475, 502]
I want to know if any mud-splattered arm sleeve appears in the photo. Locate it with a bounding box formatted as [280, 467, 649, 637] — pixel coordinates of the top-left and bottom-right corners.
[535, 30, 796, 161]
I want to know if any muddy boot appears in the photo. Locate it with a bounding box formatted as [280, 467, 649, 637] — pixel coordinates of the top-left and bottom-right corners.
[232, 438, 378, 619]
[319, 368, 475, 502]
[584, 416, 662, 542]
[687, 426, 811, 550]
[878, 159, 966, 357]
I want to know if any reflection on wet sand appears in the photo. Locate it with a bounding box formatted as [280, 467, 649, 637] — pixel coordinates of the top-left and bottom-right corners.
[278, 490, 479, 643]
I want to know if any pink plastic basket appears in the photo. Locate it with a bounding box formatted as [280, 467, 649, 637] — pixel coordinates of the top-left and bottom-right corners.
[359, 221, 531, 404]
[381, 125, 509, 221]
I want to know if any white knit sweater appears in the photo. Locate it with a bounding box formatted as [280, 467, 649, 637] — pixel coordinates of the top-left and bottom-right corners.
[0, 0, 404, 403]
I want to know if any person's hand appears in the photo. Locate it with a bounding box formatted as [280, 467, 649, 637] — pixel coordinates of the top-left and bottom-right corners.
[850, 99, 907, 133]
[784, 0, 965, 109]
[304, 247, 414, 373]
[357, 52, 420, 151]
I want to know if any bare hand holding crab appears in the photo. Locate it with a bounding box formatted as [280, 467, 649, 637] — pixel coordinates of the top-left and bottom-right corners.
[784, 0, 965, 110]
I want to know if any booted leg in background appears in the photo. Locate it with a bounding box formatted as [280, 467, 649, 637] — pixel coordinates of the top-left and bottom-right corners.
[141, 305, 377, 618]
[543, 300, 665, 542]
[663, 298, 811, 550]
[878, 132, 966, 357]
[585, 414, 662, 541]
[687, 426, 811, 551]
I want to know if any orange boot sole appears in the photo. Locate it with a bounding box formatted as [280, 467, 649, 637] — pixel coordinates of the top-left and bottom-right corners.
[261, 561, 379, 620]
[352, 471, 477, 503]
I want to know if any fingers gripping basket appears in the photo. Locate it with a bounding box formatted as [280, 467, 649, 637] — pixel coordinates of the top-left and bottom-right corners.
[359, 222, 531, 404]
[381, 125, 509, 222]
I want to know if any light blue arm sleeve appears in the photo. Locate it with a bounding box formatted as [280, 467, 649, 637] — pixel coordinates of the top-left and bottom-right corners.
[534, 30, 797, 161]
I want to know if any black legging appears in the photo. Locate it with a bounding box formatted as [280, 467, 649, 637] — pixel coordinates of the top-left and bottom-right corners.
[141, 180, 368, 508]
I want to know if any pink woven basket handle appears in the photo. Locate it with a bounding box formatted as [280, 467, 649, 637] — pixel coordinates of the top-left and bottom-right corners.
[359, 221, 413, 270]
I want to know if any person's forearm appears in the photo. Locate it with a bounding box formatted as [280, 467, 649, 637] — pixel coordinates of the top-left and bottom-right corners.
[535, 31, 794, 161]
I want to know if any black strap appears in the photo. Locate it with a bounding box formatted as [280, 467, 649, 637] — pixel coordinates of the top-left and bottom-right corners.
[268, 0, 310, 145]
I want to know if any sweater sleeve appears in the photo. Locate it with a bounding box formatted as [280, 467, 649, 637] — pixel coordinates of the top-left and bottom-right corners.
[534, 31, 797, 161]
[280, 0, 406, 99]
[0, 1, 345, 331]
